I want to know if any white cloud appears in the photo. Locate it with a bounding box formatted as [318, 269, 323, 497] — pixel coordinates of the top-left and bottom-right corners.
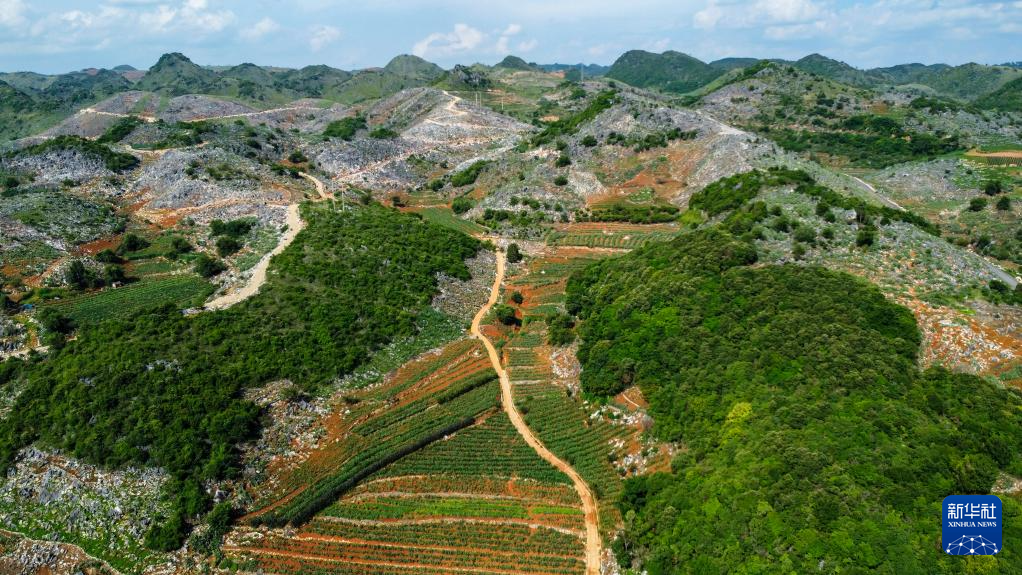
[309, 24, 340, 52]
[240, 16, 279, 41]
[180, 0, 234, 32]
[693, 2, 723, 29]
[0, 0, 27, 27]
[644, 38, 671, 52]
[138, 5, 177, 32]
[495, 22, 524, 54]
[754, 0, 822, 23]
[413, 23, 485, 58]
[517, 38, 538, 52]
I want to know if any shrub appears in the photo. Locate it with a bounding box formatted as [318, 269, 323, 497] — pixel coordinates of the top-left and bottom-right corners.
[194, 254, 226, 278]
[451, 197, 474, 214]
[968, 197, 989, 212]
[95, 249, 122, 264]
[555, 154, 572, 167]
[996, 196, 1011, 211]
[581, 135, 598, 147]
[450, 161, 488, 187]
[554, 175, 569, 186]
[210, 219, 254, 238]
[856, 228, 876, 247]
[216, 237, 243, 257]
[369, 127, 399, 139]
[323, 115, 367, 141]
[506, 243, 523, 263]
[493, 304, 519, 326]
[983, 180, 1005, 196]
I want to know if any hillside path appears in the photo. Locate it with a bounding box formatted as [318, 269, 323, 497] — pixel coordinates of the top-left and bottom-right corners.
[204, 172, 330, 310]
[469, 248, 602, 575]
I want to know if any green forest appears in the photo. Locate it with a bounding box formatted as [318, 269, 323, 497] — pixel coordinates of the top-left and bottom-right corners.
[566, 228, 1022, 574]
[0, 203, 481, 549]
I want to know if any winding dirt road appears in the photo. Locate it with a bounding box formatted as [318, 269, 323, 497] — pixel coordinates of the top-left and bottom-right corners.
[204, 172, 329, 311]
[469, 248, 602, 575]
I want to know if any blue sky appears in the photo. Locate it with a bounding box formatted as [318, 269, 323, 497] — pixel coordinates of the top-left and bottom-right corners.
[1, 0, 1019, 74]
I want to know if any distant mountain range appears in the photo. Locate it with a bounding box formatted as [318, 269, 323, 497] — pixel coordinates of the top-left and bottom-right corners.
[605, 50, 1022, 103]
[0, 49, 1018, 143]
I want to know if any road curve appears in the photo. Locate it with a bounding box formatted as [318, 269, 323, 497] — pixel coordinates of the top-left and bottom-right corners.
[204, 172, 330, 311]
[469, 248, 602, 575]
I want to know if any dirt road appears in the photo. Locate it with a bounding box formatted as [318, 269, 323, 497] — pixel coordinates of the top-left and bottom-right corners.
[469, 248, 602, 575]
[204, 172, 329, 310]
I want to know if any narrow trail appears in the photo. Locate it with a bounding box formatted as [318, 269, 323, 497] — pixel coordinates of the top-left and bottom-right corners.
[848, 174, 905, 211]
[469, 248, 602, 575]
[204, 172, 330, 311]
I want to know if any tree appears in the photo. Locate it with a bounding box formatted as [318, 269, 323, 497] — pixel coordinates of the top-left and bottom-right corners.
[119, 233, 150, 254]
[451, 197, 474, 215]
[506, 243, 523, 263]
[510, 291, 524, 304]
[66, 260, 100, 290]
[95, 249, 121, 264]
[216, 237, 243, 257]
[167, 237, 193, 259]
[983, 180, 1004, 196]
[104, 264, 127, 285]
[855, 228, 876, 247]
[194, 254, 226, 278]
[968, 197, 988, 212]
[493, 304, 520, 326]
[996, 196, 1011, 211]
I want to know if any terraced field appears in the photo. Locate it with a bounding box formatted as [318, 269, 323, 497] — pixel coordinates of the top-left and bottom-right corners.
[501, 246, 643, 533]
[546, 222, 678, 250]
[229, 337, 586, 574]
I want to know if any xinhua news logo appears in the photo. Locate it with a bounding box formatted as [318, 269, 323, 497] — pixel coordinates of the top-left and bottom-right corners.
[943, 495, 1002, 556]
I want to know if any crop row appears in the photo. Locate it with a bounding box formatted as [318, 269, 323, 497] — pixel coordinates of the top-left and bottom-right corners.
[373, 412, 570, 484]
[232, 542, 583, 575]
[350, 475, 579, 505]
[306, 518, 583, 553]
[364, 339, 481, 401]
[514, 383, 622, 504]
[546, 232, 674, 249]
[252, 381, 499, 527]
[320, 495, 583, 530]
[43, 275, 214, 325]
[240, 533, 585, 572]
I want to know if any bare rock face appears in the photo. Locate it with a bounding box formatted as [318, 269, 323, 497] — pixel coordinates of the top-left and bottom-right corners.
[158, 95, 256, 124]
[0, 448, 168, 572]
[313, 88, 531, 191]
[3, 149, 112, 185]
[128, 147, 295, 227]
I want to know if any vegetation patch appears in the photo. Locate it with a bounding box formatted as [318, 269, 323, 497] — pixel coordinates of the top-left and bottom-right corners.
[565, 227, 1022, 573]
[0, 203, 481, 550]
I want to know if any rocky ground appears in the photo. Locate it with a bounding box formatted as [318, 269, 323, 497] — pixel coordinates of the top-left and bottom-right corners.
[0, 447, 169, 572]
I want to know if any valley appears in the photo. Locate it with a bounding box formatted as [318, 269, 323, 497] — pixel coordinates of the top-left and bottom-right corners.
[0, 46, 1020, 575]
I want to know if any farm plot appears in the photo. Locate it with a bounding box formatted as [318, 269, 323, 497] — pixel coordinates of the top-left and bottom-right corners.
[42, 274, 214, 325]
[229, 337, 587, 574]
[500, 247, 647, 534]
[411, 207, 487, 236]
[249, 373, 500, 526]
[251, 339, 493, 508]
[227, 521, 585, 575]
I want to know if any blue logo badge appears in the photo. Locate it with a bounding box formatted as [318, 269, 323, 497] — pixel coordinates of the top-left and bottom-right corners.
[943, 495, 1002, 556]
